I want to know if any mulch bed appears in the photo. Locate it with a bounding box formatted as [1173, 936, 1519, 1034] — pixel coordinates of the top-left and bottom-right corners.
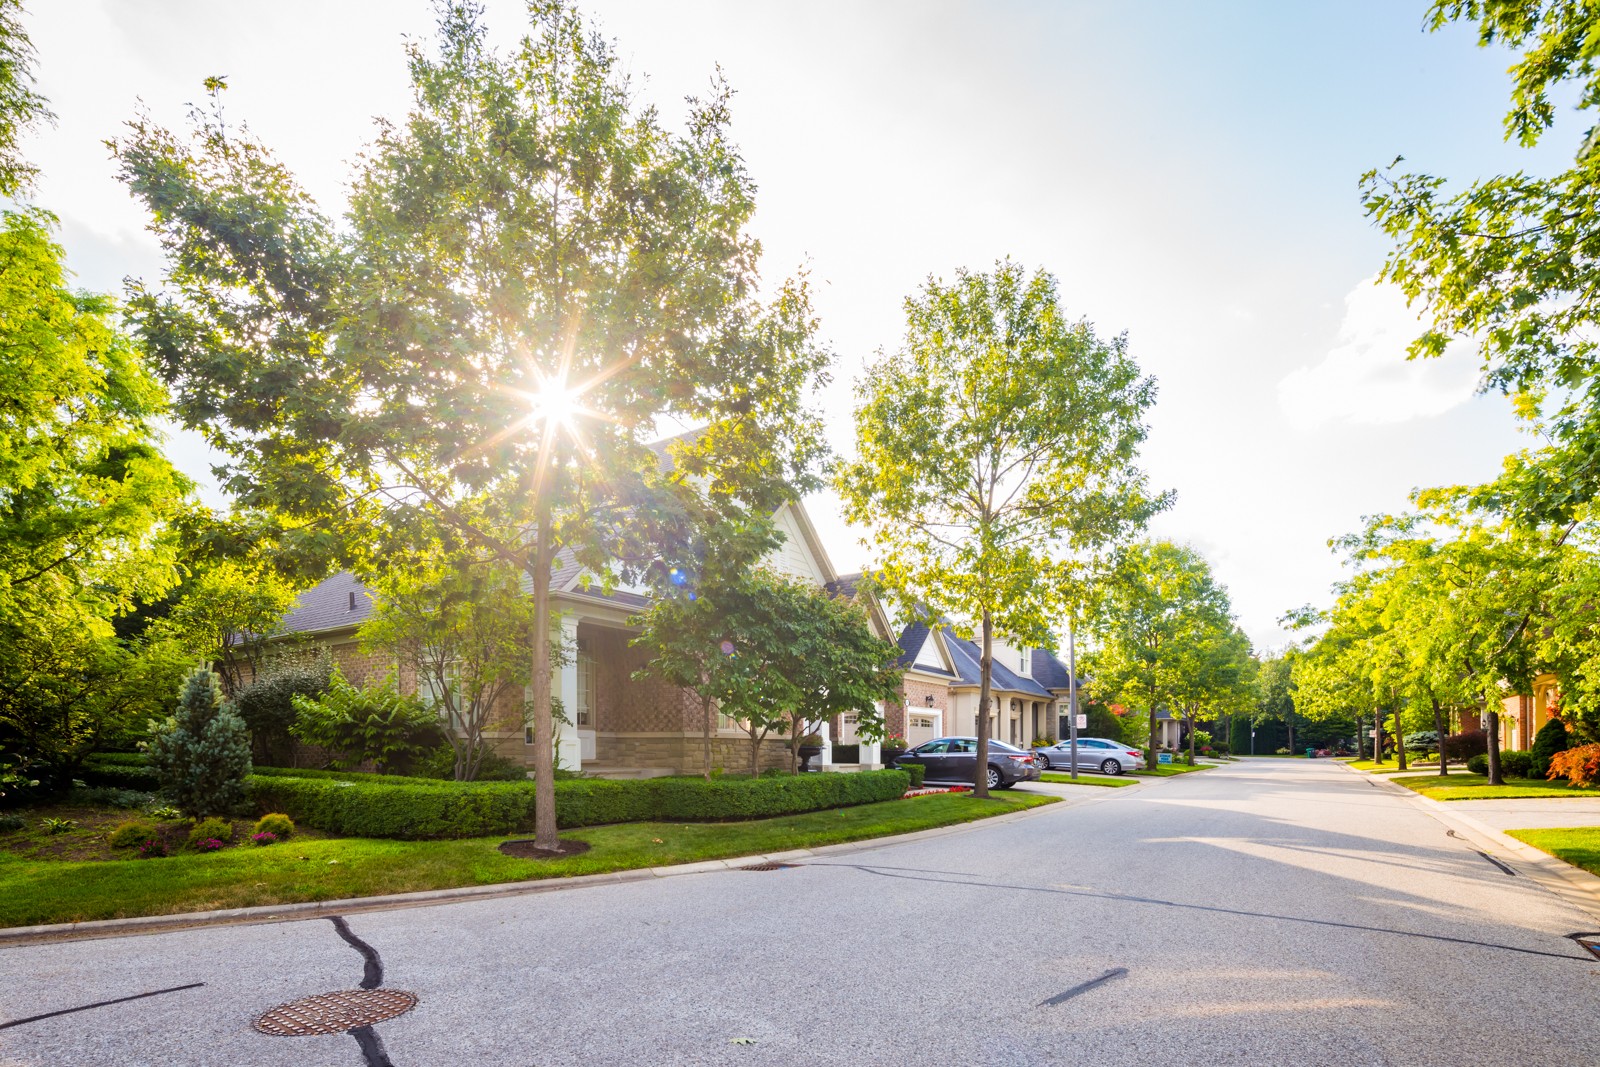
[497, 838, 592, 859]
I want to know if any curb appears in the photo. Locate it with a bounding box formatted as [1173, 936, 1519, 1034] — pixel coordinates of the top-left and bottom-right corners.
[0, 793, 1079, 948]
[1338, 762, 1600, 925]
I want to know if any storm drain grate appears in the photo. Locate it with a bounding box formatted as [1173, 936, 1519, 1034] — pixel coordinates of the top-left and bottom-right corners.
[741, 862, 794, 872]
[1569, 933, 1600, 961]
[253, 988, 418, 1036]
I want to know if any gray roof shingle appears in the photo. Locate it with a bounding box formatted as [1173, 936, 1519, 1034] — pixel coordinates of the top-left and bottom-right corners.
[281, 571, 374, 634]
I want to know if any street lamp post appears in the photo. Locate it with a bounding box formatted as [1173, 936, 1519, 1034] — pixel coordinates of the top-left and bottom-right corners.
[1066, 616, 1080, 782]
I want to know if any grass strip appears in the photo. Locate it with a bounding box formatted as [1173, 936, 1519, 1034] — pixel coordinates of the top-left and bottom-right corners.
[0, 792, 1056, 928]
[1505, 827, 1600, 877]
[1130, 763, 1211, 777]
[1038, 773, 1136, 788]
[1393, 773, 1600, 801]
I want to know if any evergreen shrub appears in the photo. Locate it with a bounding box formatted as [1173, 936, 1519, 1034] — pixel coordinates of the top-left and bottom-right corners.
[145, 669, 253, 817]
[1531, 717, 1571, 779]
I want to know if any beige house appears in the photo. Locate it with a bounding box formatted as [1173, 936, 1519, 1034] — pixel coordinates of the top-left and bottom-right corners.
[879, 621, 1080, 750]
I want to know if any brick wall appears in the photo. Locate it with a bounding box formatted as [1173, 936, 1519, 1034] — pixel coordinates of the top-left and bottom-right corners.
[889, 676, 950, 739]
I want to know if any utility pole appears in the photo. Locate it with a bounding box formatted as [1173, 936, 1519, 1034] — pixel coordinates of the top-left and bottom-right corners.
[1066, 616, 1080, 781]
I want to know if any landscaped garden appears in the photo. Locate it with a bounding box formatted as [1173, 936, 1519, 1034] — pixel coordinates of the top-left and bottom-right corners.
[1038, 772, 1137, 787]
[1392, 773, 1600, 801]
[0, 776, 1055, 927]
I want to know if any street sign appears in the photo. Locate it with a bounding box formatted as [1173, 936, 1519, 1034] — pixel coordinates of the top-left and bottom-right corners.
[1075, 714, 1087, 729]
[1367, 730, 1377, 738]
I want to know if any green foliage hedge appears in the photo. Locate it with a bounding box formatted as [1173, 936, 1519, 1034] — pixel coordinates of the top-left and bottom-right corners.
[246, 768, 911, 839]
[1531, 717, 1571, 779]
[80, 758, 160, 793]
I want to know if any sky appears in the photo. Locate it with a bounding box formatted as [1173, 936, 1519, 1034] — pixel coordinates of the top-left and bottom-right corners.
[18, 1, 1581, 650]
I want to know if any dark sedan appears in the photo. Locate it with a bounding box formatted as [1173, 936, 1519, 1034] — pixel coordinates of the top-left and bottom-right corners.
[895, 736, 1041, 790]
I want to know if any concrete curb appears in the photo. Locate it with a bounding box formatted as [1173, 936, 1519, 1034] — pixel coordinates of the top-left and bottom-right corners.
[0, 792, 1084, 948]
[1339, 762, 1600, 925]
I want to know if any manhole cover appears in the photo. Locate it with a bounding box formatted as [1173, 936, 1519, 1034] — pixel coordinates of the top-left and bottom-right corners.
[253, 989, 418, 1036]
[742, 862, 794, 871]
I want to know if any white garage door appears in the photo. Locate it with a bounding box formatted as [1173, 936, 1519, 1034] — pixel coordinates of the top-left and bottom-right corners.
[908, 713, 939, 746]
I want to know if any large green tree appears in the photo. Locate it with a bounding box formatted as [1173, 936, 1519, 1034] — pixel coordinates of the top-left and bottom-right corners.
[1089, 541, 1234, 764]
[839, 260, 1163, 797]
[114, 4, 827, 847]
[1362, 2, 1600, 524]
[0, 6, 192, 776]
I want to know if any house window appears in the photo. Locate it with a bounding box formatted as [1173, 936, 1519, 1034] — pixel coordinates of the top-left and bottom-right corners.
[576, 646, 595, 728]
[842, 713, 859, 726]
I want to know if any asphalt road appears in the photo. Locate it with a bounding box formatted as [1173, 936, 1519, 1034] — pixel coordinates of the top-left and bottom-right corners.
[4, 759, 1599, 1067]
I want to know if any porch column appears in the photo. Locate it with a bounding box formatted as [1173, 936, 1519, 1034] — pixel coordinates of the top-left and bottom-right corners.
[817, 720, 832, 771]
[861, 708, 882, 768]
[556, 614, 583, 771]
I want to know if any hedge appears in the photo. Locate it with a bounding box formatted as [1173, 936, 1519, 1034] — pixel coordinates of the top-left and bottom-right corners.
[80, 756, 160, 792]
[245, 768, 912, 839]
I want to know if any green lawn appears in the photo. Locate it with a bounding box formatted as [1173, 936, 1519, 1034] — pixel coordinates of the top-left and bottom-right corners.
[1037, 772, 1137, 788]
[0, 791, 1057, 928]
[1393, 773, 1600, 801]
[1343, 760, 1457, 774]
[1506, 827, 1600, 877]
[1131, 762, 1211, 777]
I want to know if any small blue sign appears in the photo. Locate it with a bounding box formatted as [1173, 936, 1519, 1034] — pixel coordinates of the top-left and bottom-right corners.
[1158, 752, 1173, 764]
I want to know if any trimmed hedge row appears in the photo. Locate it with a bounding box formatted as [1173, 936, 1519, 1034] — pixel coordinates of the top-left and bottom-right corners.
[246, 768, 912, 839]
[81, 758, 161, 792]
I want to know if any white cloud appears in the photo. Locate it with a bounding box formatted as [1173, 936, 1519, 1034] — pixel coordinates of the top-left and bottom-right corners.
[1278, 276, 1481, 426]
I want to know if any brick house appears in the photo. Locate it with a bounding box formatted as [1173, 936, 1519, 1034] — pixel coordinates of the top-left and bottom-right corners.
[277, 499, 908, 778]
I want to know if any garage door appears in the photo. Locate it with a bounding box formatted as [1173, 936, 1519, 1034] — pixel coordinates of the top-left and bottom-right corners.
[908, 713, 939, 746]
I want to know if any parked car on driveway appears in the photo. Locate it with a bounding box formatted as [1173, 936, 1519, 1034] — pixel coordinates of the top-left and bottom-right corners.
[1032, 737, 1145, 775]
[894, 736, 1041, 789]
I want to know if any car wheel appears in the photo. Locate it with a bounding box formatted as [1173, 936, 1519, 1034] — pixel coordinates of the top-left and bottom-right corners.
[1036, 752, 1051, 770]
[1100, 758, 1122, 776]
[986, 766, 1002, 790]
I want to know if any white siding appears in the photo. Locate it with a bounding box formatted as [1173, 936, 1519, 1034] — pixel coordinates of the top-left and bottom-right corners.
[764, 504, 827, 586]
[912, 632, 945, 671]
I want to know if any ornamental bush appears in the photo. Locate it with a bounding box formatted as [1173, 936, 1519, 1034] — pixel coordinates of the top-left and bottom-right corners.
[145, 669, 253, 818]
[290, 670, 442, 773]
[1498, 749, 1533, 779]
[1547, 743, 1600, 788]
[1442, 730, 1488, 763]
[107, 819, 158, 848]
[187, 816, 234, 849]
[253, 812, 295, 839]
[246, 768, 911, 839]
[233, 658, 331, 765]
[903, 763, 925, 788]
[1531, 716, 1571, 780]
[1466, 754, 1489, 776]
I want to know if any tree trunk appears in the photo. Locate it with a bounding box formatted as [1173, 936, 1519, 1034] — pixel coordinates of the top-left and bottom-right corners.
[750, 729, 761, 778]
[1393, 706, 1408, 772]
[528, 517, 559, 850]
[975, 610, 994, 798]
[1486, 706, 1503, 786]
[1285, 706, 1294, 756]
[1187, 710, 1196, 765]
[1431, 695, 1448, 776]
[1374, 715, 1386, 764]
[701, 691, 713, 780]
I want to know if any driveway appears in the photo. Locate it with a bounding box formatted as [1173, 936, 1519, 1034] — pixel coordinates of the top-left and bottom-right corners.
[3, 759, 1598, 1066]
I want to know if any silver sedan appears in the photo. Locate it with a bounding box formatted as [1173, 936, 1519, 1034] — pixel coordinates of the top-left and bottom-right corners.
[1032, 737, 1145, 775]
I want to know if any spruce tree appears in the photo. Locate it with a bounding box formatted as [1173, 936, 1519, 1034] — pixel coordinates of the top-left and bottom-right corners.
[1530, 716, 1571, 781]
[146, 668, 253, 817]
